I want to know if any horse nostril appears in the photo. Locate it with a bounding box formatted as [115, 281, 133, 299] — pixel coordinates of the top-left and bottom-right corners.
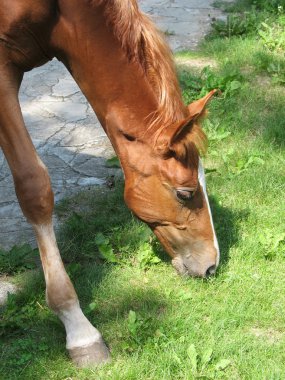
[205, 265, 216, 277]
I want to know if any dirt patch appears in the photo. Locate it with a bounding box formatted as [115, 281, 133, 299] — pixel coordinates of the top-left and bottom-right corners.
[0, 277, 18, 306]
[175, 57, 217, 70]
[250, 327, 284, 344]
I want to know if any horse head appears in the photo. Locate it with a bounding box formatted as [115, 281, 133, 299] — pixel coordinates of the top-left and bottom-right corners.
[119, 91, 219, 277]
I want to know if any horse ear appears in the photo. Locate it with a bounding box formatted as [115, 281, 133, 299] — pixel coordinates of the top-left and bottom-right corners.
[187, 89, 217, 118]
[155, 90, 216, 163]
[155, 117, 204, 165]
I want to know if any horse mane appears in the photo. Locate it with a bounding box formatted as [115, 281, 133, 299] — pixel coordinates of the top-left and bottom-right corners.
[98, 0, 187, 124]
[98, 0, 207, 155]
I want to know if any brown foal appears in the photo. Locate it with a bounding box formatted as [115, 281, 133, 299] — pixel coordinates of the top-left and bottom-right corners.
[0, 0, 219, 366]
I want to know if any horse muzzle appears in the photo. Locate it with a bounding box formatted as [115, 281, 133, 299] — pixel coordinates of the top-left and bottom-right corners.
[171, 253, 217, 278]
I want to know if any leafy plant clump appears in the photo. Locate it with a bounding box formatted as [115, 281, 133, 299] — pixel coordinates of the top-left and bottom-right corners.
[259, 229, 285, 259]
[55, 181, 164, 271]
[180, 65, 243, 104]
[251, 0, 285, 12]
[0, 244, 38, 275]
[187, 343, 231, 378]
[210, 1, 285, 86]
[211, 11, 263, 38]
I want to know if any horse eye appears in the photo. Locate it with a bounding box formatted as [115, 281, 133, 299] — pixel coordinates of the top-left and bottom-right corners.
[122, 132, 136, 142]
[176, 189, 195, 201]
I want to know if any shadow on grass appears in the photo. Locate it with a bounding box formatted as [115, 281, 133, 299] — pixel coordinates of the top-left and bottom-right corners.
[258, 93, 285, 146]
[1, 177, 249, 378]
[209, 195, 249, 270]
[0, 267, 166, 380]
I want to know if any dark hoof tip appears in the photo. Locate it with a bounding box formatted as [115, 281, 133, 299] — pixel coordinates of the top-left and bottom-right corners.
[68, 340, 110, 367]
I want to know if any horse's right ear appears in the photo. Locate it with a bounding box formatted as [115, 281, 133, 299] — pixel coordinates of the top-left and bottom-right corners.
[155, 89, 217, 151]
[154, 117, 206, 165]
[154, 90, 216, 163]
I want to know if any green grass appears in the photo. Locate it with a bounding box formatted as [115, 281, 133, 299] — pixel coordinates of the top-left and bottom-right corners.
[1, 2, 285, 379]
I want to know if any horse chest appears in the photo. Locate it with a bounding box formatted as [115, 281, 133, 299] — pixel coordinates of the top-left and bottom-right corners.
[0, 0, 57, 70]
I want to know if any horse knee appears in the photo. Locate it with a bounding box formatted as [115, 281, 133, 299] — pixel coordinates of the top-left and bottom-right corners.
[14, 161, 54, 224]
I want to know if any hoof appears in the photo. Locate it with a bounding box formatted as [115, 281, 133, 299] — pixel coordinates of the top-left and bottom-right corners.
[68, 339, 110, 367]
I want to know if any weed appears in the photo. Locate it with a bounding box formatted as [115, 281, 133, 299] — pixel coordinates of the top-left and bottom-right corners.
[179, 69, 203, 102]
[210, 2, 285, 86]
[125, 310, 153, 349]
[253, 1, 285, 13]
[214, 0, 285, 13]
[259, 229, 285, 259]
[105, 156, 121, 168]
[259, 19, 285, 52]
[136, 242, 161, 270]
[204, 119, 232, 143]
[0, 292, 46, 335]
[252, 50, 285, 81]
[95, 232, 118, 263]
[267, 61, 285, 84]
[216, 151, 265, 178]
[211, 11, 262, 38]
[200, 66, 243, 97]
[1, 336, 49, 371]
[0, 244, 38, 275]
[187, 343, 231, 377]
[180, 65, 243, 103]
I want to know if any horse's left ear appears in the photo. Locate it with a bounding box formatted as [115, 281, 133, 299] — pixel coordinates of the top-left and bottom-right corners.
[187, 89, 217, 119]
[155, 90, 216, 158]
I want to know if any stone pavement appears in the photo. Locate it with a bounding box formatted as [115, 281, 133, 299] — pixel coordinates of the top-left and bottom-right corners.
[0, 0, 230, 251]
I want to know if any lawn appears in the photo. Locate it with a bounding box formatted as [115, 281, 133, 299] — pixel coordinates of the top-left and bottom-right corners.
[1, 1, 285, 379]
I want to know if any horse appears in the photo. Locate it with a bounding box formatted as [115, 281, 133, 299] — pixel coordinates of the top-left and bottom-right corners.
[0, 0, 219, 367]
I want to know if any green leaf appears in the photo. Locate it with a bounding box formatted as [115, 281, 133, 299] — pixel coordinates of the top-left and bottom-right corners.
[215, 131, 232, 141]
[95, 232, 109, 246]
[173, 352, 182, 364]
[272, 233, 285, 249]
[95, 233, 118, 263]
[105, 156, 121, 168]
[215, 359, 231, 371]
[201, 347, 213, 367]
[229, 80, 242, 91]
[99, 245, 118, 263]
[259, 233, 269, 246]
[187, 344, 198, 372]
[128, 310, 137, 325]
[88, 302, 97, 311]
[127, 310, 139, 337]
[137, 243, 161, 269]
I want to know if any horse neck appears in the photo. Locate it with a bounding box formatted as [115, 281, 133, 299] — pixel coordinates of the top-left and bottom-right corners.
[50, 1, 159, 155]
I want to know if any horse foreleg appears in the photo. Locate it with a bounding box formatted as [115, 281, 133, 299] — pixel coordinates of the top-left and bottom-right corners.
[33, 224, 110, 366]
[0, 61, 110, 367]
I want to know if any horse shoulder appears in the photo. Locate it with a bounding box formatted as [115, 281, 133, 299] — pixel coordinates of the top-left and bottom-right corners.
[0, 0, 58, 70]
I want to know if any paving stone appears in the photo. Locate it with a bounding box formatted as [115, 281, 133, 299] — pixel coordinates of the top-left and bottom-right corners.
[77, 177, 106, 186]
[52, 78, 81, 97]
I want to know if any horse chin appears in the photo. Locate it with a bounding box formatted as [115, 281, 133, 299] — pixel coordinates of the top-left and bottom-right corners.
[171, 255, 216, 278]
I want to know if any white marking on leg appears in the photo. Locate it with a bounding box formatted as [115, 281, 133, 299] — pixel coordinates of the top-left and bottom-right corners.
[33, 223, 103, 350]
[58, 302, 102, 350]
[198, 160, 220, 266]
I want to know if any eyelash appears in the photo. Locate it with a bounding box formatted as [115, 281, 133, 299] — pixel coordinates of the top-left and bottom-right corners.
[176, 188, 196, 201]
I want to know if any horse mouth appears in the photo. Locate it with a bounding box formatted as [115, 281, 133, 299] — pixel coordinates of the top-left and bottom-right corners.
[171, 256, 216, 278]
[151, 225, 218, 278]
